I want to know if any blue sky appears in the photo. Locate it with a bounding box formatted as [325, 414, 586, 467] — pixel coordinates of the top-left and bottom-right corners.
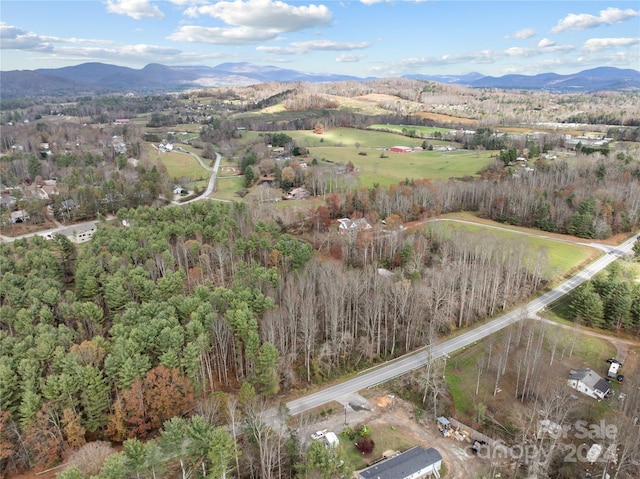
[1, 0, 638, 77]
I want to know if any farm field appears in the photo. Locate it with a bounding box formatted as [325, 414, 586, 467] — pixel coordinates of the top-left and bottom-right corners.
[290, 127, 425, 149]
[310, 146, 495, 186]
[367, 124, 453, 137]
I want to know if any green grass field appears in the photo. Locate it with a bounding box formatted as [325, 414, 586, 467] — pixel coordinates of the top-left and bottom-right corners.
[426, 218, 597, 280]
[213, 176, 244, 201]
[368, 124, 453, 137]
[146, 144, 209, 182]
[309, 146, 495, 186]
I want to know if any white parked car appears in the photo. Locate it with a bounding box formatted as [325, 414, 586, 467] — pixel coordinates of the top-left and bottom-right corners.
[311, 430, 325, 440]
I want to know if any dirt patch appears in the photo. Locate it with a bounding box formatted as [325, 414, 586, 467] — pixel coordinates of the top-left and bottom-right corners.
[299, 394, 489, 479]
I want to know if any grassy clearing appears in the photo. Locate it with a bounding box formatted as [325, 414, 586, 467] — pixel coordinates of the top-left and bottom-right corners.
[426, 218, 596, 279]
[445, 321, 617, 426]
[213, 176, 244, 201]
[147, 145, 208, 181]
[339, 423, 417, 470]
[368, 124, 453, 137]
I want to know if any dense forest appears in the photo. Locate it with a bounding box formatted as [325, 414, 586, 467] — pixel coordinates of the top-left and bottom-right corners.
[0, 193, 567, 476]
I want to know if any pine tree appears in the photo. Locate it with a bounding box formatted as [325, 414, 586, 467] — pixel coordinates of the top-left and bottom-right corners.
[80, 366, 110, 433]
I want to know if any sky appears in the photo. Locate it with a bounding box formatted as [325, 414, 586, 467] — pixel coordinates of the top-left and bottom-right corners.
[1, 0, 638, 78]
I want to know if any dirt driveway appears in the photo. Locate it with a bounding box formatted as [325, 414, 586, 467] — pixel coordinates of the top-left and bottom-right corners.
[298, 394, 490, 479]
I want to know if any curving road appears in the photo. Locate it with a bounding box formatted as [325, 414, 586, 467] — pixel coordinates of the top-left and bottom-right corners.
[174, 147, 225, 204]
[285, 232, 640, 416]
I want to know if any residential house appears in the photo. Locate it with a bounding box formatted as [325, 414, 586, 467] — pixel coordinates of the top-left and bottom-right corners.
[568, 368, 610, 400]
[58, 223, 97, 243]
[358, 446, 442, 479]
[39, 180, 59, 201]
[338, 218, 372, 234]
[9, 210, 30, 223]
[283, 187, 310, 200]
[0, 195, 17, 211]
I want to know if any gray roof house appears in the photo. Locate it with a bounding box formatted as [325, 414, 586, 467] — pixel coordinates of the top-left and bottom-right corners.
[359, 446, 442, 479]
[568, 368, 610, 400]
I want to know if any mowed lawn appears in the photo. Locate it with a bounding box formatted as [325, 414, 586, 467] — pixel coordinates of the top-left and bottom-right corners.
[214, 176, 244, 201]
[426, 218, 598, 280]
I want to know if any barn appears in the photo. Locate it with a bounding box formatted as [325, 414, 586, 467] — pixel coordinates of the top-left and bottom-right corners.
[389, 146, 413, 153]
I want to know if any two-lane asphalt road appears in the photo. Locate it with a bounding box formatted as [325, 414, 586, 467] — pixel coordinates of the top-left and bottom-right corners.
[285, 232, 639, 416]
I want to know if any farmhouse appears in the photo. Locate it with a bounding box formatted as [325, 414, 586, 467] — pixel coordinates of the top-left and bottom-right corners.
[389, 146, 413, 153]
[359, 446, 442, 479]
[568, 368, 610, 400]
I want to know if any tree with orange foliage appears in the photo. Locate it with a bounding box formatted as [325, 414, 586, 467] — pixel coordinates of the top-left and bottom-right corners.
[107, 365, 195, 441]
[62, 408, 86, 450]
[143, 365, 195, 431]
[23, 402, 65, 471]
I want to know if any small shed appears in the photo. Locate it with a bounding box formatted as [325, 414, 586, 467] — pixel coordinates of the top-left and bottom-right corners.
[436, 417, 451, 430]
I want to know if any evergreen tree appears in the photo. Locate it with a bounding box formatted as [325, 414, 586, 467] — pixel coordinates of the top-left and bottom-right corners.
[569, 282, 604, 327]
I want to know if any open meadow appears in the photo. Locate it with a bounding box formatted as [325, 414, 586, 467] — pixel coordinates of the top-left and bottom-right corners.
[310, 146, 495, 186]
[145, 143, 210, 183]
[427, 215, 599, 280]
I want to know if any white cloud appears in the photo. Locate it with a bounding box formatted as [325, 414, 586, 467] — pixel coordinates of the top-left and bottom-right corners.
[359, 0, 429, 4]
[508, 28, 536, 39]
[504, 47, 538, 57]
[538, 38, 555, 48]
[551, 7, 639, 33]
[582, 37, 640, 52]
[336, 54, 365, 63]
[290, 40, 370, 51]
[255, 39, 370, 57]
[169, 25, 278, 44]
[256, 45, 299, 55]
[184, 0, 331, 32]
[106, 0, 164, 20]
[0, 23, 50, 50]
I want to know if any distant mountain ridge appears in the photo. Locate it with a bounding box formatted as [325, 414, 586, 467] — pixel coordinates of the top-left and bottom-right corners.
[1, 62, 638, 99]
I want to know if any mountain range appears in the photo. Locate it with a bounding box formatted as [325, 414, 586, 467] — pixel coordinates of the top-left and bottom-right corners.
[1, 62, 638, 99]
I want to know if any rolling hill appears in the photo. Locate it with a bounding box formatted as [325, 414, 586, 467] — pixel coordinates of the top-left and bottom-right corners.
[1, 62, 638, 99]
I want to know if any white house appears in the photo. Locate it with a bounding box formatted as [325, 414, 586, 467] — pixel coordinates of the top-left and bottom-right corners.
[9, 210, 30, 223]
[359, 446, 442, 479]
[338, 218, 372, 234]
[568, 368, 610, 400]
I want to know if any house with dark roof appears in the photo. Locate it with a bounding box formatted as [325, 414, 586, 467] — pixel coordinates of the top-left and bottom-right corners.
[358, 446, 442, 479]
[568, 368, 610, 400]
